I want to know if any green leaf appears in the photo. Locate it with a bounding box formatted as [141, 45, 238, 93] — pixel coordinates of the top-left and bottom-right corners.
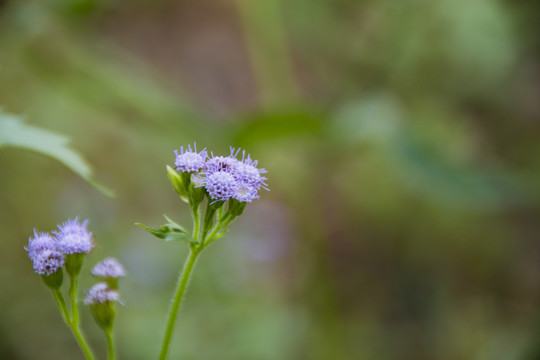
[136, 220, 195, 244]
[0, 110, 114, 197]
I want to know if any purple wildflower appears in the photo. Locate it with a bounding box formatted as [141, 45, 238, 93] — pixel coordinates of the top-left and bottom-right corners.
[26, 231, 57, 260]
[204, 172, 238, 202]
[204, 156, 240, 176]
[204, 148, 242, 176]
[234, 183, 259, 202]
[54, 218, 94, 254]
[84, 283, 121, 304]
[32, 249, 64, 275]
[232, 151, 268, 202]
[174, 144, 207, 173]
[92, 258, 126, 278]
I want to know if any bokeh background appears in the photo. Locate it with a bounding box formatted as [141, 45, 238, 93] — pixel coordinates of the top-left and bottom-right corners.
[1, 0, 540, 359]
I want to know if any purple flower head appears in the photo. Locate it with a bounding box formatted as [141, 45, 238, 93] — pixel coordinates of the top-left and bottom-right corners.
[32, 249, 64, 275]
[174, 143, 207, 173]
[204, 147, 242, 176]
[92, 258, 126, 278]
[234, 183, 259, 202]
[26, 230, 57, 260]
[54, 218, 94, 255]
[236, 155, 268, 188]
[84, 282, 121, 304]
[204, 171, 238, 202]
[233, 151, 268, 202]
[204, 156, 240, 176]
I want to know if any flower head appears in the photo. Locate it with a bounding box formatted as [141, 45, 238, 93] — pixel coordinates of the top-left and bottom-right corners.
[54, 218, 94, 254]
[26, 230, 57, 260]
[236, 153, 267, 185]
[204, 172, 238, 202]
[84, 282, 121, 304]
[92, 258, 126, 278]
[233, 183, 259, 202]
[174, 143, 207, 173]
[32, 249, 64, 275]
[233, 151, 268, 202]
[204, 156, 240, 176]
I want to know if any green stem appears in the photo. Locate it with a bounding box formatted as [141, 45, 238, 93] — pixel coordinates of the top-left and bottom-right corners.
[106, 329, 116, 360]
[200, 201, 224, 247]
[204, 222, 225, 247]
[192, 206, 200, 242]
[69, 275, 79, 325]
[68, 274, 96, 360]
[71, 325, 96, 360]
[158, 248, 201, 360]
[52, 289, 71, 324]
[204, 214, 236, 248]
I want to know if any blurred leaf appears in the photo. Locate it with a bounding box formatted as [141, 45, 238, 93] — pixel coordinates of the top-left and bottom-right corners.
[0, 109, 114, 197]
[232, 108, 324, 146]
[135, 219, 194, 244]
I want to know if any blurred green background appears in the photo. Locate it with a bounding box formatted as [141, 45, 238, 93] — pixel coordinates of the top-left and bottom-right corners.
[1, 0, 540, 359]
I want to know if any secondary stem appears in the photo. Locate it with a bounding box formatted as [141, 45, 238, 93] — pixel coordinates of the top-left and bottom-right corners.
[69, 275, 80, 325]
[158, 248, 201, 360]
[192, 206, 201, 242]
[106, 329, 116, 360]
[68, 274, 96, 360]
[71, 325, 96, 360]
[52, 289, 70, 324]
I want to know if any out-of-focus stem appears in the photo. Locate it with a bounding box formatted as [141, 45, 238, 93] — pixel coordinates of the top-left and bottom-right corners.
[52, 289, 70, 324]
[106, 329, 116, 360]
[236, 0, 297, 105]
[67, 274, 96, 360]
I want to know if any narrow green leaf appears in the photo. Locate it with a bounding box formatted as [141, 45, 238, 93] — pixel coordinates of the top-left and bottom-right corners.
[135, 222, 196, 244]
[0, 110, 114, 197]
[163, 214, 184, 228]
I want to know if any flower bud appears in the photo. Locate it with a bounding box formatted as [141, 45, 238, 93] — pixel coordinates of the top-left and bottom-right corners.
[85, 283, 121, 331]
[41, 269, 64, 290]
[166, 165, 189, 203]
[92, 258, 126, 290]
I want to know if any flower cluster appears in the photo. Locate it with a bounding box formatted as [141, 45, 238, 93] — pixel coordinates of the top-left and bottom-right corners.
[25, 218, 93, 276]
[175, 145, 268, 203]
[84, 282, 121, 304]
[85, 260, 125, 331]
[91, 258, 126, 279]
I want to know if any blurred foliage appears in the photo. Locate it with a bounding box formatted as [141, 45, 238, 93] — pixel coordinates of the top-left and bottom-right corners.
[0, 109, 113, 196]
[1, 0, 540, 359]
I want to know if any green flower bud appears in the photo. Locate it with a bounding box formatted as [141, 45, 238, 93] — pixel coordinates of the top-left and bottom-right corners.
[166, 166, 189, 203]
[85, 283, 120, 331]
[65, 253, 85, 277]
[41, 269, 64, 290]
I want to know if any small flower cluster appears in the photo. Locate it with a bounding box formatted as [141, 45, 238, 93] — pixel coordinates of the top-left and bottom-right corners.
[174, 144, 268, 203]
[86, 257, 125, 305]
[26, 218, 125, 344]
[85, 258, 125, 330]
[91, 258, 126, 279]
[84, 282, 121, 304]
[26, 218, 93, 276]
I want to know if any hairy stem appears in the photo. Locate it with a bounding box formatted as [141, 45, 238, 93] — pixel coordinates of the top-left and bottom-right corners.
[158, 248, 201, 360]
